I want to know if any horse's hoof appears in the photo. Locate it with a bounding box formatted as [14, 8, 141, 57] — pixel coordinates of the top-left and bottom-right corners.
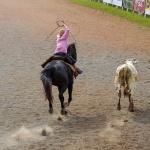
[65, 110, 68, 115]
[49, 108, 53, 114]
[60, 109, 65, 115]
[129, 108, 134, 112]
[117, 106, 121, 111]
[60, 109, 67, 115]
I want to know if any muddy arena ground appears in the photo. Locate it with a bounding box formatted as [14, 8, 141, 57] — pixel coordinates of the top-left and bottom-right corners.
[0, 0, 150, 150]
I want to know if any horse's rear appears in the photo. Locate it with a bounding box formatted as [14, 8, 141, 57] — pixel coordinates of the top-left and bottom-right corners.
[41, 60, 74, 115]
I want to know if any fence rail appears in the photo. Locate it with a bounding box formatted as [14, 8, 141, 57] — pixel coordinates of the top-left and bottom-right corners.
[90, 0, 150, 18]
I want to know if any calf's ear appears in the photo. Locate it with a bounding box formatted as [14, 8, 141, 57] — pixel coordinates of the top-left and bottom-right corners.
[133, 58, 139, 64]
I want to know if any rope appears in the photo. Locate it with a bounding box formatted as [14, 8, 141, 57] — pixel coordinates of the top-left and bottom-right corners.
[45, 18, 80, 42]
[44, 26, 59, 41]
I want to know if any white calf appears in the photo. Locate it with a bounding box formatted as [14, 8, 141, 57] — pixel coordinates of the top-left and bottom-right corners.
[115, 59, 138, 112]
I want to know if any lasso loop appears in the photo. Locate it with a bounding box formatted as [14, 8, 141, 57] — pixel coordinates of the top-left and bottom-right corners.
[56, 18, 65, 27]
[56, 17, 80, 36]
[45, 18, 80, 41]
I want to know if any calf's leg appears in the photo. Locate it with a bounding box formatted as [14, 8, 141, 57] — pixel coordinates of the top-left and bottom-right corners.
[128, 94, 134, 112]
[117, 90, 121, 111]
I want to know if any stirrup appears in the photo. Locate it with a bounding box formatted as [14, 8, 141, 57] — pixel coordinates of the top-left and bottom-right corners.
[77, 68, 83, 74]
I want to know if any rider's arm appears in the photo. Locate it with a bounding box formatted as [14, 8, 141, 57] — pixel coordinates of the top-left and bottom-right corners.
[63, 23, 68, 28]
[60, 24, 70, 40]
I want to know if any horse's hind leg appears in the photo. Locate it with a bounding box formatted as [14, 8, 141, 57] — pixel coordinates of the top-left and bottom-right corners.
[58, 86, 67, 115]
[67, 83, 73, 106]
[49, 101, 53, 114]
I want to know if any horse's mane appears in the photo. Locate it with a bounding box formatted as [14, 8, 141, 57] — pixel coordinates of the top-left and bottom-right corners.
[67, 43, 77, 61]
[68, 43, 76, 50]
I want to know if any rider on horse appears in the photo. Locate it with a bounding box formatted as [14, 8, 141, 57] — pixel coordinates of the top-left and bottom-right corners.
[54, 23, 79, 77]
[41, 22, 82, 77]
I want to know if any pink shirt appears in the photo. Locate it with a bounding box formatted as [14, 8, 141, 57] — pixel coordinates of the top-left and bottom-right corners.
[55, 27, 70, 54]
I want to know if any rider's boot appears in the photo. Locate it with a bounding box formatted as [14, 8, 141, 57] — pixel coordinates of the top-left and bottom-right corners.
[73, 64, 79, 78]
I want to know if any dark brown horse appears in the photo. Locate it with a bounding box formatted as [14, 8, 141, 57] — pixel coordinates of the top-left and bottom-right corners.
[40, 44, 77, 115]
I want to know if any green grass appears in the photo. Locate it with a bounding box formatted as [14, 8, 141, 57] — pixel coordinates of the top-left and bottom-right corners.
[66, 0, 150, 28]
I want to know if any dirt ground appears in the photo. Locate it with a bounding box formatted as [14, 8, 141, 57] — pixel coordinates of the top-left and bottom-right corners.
[0, 0, 150, 149]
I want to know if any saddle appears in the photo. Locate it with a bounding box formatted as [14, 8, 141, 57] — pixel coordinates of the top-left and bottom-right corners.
[41, 55, 72, 68]
[41, 55, 83, 75]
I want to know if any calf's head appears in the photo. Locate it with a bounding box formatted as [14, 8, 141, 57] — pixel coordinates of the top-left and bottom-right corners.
[124, 58, 139, 65]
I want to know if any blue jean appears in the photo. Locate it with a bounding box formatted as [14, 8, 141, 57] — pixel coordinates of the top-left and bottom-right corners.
[53, 53, 76, 65]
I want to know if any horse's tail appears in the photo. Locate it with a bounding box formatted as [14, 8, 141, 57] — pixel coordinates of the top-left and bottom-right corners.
[40, 71, 53, 102]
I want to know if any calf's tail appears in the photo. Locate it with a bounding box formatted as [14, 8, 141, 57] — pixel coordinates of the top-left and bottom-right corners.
[123, 67, 129, 96]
